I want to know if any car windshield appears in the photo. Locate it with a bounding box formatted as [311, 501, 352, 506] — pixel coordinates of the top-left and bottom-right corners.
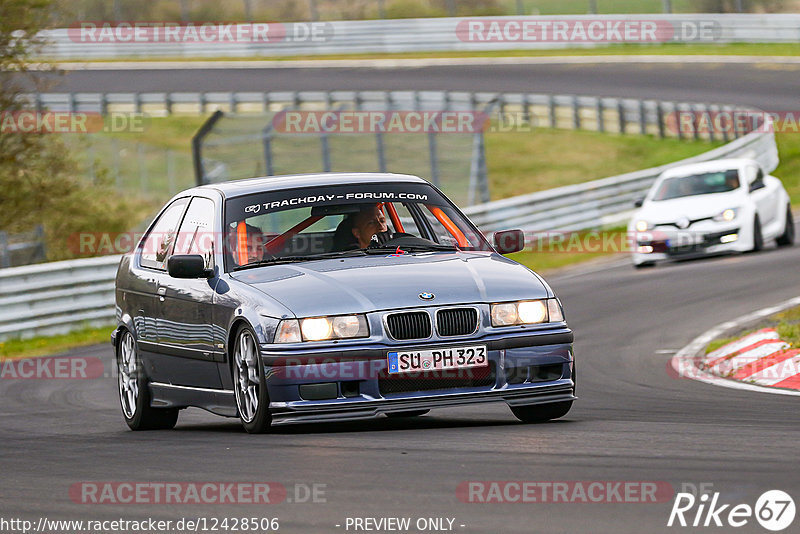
[651, 170, 740, 201]
[224, 182, 491, 270]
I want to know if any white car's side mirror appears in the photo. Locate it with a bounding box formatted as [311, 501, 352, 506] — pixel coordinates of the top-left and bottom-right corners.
[744, 166, 758, 184]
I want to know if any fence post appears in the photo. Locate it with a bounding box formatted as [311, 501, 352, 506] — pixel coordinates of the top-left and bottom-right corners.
[321, 134, 331, 172]
[617, 99, 626, 134]
[674, 103, 683, 140]
[428, 132, 439, 187]
[34, 225, 46, 263]
[262, 126, 274, 176]
[0, 231, 9, 269]
[376, 132, 387, 172]
[656, 101, 665, 138]
[165, 93, 173, 115]
[548, 94, 556, 128]
[639, 100, 647, 135]
[572, 95, 581, 130]
[135, 92, 142, 114]
[69, 92, 77, 113]
[596, 98, 605, 133]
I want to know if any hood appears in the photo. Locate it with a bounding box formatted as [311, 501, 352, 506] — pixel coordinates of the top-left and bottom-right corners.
[231, 251, 549, 317]
[637, 191, 742, 224]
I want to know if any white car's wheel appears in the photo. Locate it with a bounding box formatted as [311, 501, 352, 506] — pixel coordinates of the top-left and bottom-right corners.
[777, 206, 795, 247]
[750, 215, 764, 252]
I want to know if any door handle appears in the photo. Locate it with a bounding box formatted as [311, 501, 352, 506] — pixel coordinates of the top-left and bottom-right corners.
[157, 287, 166, 302]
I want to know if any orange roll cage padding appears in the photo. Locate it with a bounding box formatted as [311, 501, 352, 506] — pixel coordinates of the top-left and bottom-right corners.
[236, 221, 249, 266]
[429, 206, 469, 248]
[264, 215, 324, 254]
[383, 202, 405, 234]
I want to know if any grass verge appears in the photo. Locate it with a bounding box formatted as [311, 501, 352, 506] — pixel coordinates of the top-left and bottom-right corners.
[44, 43, 800, 63]
[705, 306, 800, 354]
[0, 325, 114, 360]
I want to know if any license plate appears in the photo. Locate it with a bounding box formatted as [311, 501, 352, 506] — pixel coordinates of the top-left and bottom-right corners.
[387, 345, 488, 374]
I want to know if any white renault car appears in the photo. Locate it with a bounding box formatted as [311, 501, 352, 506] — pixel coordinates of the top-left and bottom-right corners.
[629, 158, 794, 268]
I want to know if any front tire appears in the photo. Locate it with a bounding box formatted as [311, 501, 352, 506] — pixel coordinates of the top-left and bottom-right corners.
[117, 330, 179, 430]
[510, 401, 572, 423]
[751, 215, 764, 252]
[777, 206, 795, 247]
[233, 325, 272, 433]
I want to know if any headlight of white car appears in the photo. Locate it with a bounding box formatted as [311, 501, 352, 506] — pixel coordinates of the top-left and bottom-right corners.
[275, 315, 369, 343]
[713, 208, 739, 222]
[635, 220, 651, 232]
[491, 298, 564, 327]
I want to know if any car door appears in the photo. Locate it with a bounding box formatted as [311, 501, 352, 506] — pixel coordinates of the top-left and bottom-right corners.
[154, 196, 224, 388]
[135, 197, 190, 376]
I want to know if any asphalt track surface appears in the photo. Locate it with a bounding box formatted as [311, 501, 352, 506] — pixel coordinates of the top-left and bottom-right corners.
[34, 61, 800, 109]
[2, 60, 800, 532]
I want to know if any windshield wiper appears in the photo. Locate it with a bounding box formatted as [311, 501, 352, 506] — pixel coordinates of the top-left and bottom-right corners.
[232, 250, 367, 271]
[364, 243, 459, 254]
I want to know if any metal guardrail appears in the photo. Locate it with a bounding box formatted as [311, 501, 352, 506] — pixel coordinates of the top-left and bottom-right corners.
[0, 226, 47, 269]
[0, 90, 779, 341]
[37, 14, 800, 58]
[0, 255, 121, 340]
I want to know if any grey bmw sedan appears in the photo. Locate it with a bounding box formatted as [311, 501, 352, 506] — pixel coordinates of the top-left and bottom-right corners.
[113, 173, 575, 433]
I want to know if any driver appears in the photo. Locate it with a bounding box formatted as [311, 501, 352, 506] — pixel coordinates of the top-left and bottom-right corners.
[332, 203, 392, 251]
[229, 223, 265, 265]
[351, 203, 390, 249]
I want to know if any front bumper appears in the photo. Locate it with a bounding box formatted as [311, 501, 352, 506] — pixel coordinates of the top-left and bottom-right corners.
[260, 328, 575, 426]
[633, 226, 742, 264]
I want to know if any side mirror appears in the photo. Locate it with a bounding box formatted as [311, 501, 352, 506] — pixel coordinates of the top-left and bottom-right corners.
[494, 229, 525, 255]
[634, 197, 645, 208]
[167, 255, 213, 279]
[744, 166, 758, 184]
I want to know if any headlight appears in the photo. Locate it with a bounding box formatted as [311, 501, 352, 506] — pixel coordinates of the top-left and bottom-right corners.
[491, 299, 564, 327]
[713, 208, 738, 222]
[635, 220, 650, 232]
[274, 315, 369, 343]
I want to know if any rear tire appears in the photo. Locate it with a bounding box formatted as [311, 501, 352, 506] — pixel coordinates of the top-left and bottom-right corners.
[117, 330, 179, 431]
[634, 262, 655, 269]
[751, 215, 764, 252]
[386, 410, 430, 418]
[510, 401, 572, 423]
[232, 324, 272, 433]
[777, 206, 795, 247]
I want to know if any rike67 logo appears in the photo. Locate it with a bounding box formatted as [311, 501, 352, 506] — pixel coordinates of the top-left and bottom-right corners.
[668, 489, 795, 531]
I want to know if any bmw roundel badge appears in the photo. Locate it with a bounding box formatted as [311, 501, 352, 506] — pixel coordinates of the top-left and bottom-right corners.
[419, 292, 435, 301]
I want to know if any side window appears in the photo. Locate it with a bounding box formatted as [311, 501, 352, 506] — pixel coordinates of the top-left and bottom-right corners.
[749, 165, 765, 192]
[388, 202, 420, 237]
[139, 199, 188, 270]
[173, 197, 216, 269]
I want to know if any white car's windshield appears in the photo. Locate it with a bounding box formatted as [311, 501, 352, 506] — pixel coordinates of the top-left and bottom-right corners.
[652, 170, 740, 201]
[224, 182, 490, 270]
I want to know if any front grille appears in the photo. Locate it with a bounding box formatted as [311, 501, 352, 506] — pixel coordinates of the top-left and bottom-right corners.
[436, 308, 478, 337]
[379, 362, 496, 396]
[386, 311, 431, 340]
